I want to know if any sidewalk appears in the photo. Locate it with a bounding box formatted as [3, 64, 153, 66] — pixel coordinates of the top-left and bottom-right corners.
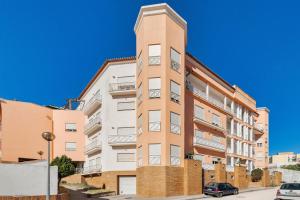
[105, 187, 275, 200]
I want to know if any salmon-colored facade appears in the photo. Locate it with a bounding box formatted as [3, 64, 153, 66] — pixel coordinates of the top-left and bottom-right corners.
[0, 99, 84, 165]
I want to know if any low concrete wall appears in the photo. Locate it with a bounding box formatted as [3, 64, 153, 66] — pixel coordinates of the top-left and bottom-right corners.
[0, 162, 58, 196]
[0, 193, 68, 200]
[269, 167, 300, 183]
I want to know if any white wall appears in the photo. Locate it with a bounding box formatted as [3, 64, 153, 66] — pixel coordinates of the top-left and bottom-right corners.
[0, 162, 58, 196]
[81, 62, 137, 172]
[269, 167, 300, 183]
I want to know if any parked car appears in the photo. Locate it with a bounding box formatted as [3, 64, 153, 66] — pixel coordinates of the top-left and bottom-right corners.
[204, 182, 239, 198]
[275, 183, 300, 200]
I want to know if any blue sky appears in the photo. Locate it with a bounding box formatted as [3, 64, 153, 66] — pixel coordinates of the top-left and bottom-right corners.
[0, 0, 299, 155]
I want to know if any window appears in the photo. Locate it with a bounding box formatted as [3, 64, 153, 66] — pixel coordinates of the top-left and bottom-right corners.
[170, 48, 180, 71]
[117, 101, 135, 111]
[257, 143, 263, 147]
[65, 142, 76, 151]
[170, 145, 180, 166]
[149, 78, 161, 98]
[137, 51, 143, 74]
[65, 123, 77, 132]
[117, 127, 135, 135]
[149, 144, 161, 165]
[212, 157, 220, 164]
[194, 105, 204, 120]
[170, 80, 180, 103]
[148, 44, 161, 65]
[170, 112, 180, 134]
[212, 114, 221, 127]
[117, 153, 135, 162]
[149, 110, 161, 132]
[137, 114, 143, 134]
[137, 146, 143, 167]
[137, 83, 143, 105]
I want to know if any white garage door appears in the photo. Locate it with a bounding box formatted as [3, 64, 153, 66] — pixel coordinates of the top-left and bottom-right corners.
[119, 176, 136, 195]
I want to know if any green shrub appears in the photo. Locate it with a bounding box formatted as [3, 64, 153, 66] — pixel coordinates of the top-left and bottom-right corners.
[51, 155, 75, 183]
[251, 168, 263, 182]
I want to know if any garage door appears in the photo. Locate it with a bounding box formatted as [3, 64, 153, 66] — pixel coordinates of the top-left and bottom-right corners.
[118, 176, 136, 195]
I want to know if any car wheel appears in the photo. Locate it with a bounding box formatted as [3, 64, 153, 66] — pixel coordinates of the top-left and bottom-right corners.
[234, 189, 239, 195]
[217, 192, 223, 198]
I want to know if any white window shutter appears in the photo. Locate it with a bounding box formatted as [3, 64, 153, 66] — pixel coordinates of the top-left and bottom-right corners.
[149, 78, 161, 90]
[149, 45, 161, 56]
[149, 144, 161, 156]
[149, 110, 160, 122]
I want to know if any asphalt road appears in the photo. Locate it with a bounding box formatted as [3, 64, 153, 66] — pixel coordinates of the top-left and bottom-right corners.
[202, 188, 278, 200]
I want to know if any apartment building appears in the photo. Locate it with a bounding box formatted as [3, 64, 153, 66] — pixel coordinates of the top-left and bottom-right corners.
[270, 152, 300, 167]
[0, 99, 85, 166]
[78, 3, 269, 197]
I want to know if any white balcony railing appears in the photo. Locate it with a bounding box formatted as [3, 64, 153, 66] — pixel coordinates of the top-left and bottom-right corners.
[84, 92, 102, 115]
[149, 56, 160, 65]
[149, 155, 161, 165]
[254, 123, 264, 132]
[109, 82, 136, 96]
[84, 115, 102, 135]
[193, 136, 225, 152]
[149, 122, 161, 132]
[149, 89, 161, 98]
[83, 164, 101, 174]
[193, 116, 225, 133]
[170, 123, 180, 134]
[85, 139, 102, 154]
[108, 134, 136, 146]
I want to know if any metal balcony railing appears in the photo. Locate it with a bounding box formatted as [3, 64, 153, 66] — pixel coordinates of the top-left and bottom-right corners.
[193, 136, 225, 151]
[84, 115, 102, 135]
[170, 123, 180, 134]
[171, 60, 180, 71]
[149, 89, 161, 98]
[84, 92, 102, 115]
[109, 82, 136, 95]
[108, 134, 136, 145]
[149, 155, 161, 165]
[149, 121, 161, 132]
[85, 139, 102, 154]
[254, 123, 264, 132]
[170, 92, 180, 103]
[149, 56, 160, 65]
[193, 115, 225, 132]
[83, 164, 102, 174]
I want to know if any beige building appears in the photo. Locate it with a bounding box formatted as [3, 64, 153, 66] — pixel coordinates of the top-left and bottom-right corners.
[0, 99, 85, 166]
[270, 152, 299, 166]
[76, 3, 270, 197]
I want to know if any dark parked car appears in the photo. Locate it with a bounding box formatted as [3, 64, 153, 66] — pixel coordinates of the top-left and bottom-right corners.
[204, 182, 239, 198]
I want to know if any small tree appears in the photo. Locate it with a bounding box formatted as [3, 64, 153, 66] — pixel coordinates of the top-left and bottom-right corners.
[251, 168, 263, 182]
[51, 155, 75, 184]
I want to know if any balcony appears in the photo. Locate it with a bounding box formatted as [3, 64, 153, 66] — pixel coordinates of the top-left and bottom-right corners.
[84, 93, 102, 115]
[82, 164, 101, 175]
[193, 136, 225, 152]
[84, 115, 102, 135]
[108, 134, 136, 146]
[149, 89, 161, 98]
[193, 116, 225, 133]
[254, 123, 264, 135]
[85, 139, 102, 155]
[109, 82, 136, 96]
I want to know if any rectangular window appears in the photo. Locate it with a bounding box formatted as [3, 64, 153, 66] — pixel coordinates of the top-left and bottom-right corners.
[170, 145, 180, 166]
[149, 78, 161, 98]
[65, 142, 76, 151]
[170, 80, 180, 103]
[149, 144, 161, 165]
[65, 123, 77, 132]
[137, 83, 143, 105]
[170, 48, 180, 71]
[117, 153, 135, 162]
[149, 110, 161, 132]
[137, 114, 143, 134]
[212, 114, 221, 127]
[148, 44, 161, 65]
[117, 127, 135, 135]
[137, 146, 143, 167]
[117, 101, 135, 111]
[170, 112, 180, 134]
[194, 105, 204, 120]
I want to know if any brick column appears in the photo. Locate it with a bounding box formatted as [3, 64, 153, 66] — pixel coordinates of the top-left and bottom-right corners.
[234, 165, 248, 189]
[215, 163, 226, 182]
[184, 160, 202, 195]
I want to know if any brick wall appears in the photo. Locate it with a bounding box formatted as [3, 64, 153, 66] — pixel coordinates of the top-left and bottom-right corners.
[215, 163, 226, 183]
[234, 165, 249, 189]
[203, 170, 216, 185]
[183, 160, 202, 195]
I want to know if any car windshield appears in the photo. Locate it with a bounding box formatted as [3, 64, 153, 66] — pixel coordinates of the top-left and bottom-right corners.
[207, 183, 218, 187]
[281, 183, 300, 190]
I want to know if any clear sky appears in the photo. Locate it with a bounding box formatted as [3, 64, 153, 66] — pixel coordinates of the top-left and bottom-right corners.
[1, 0, 299, 155]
